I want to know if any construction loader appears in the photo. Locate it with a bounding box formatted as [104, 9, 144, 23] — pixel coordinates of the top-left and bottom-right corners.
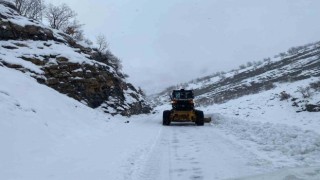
[162, 89, 211, 126]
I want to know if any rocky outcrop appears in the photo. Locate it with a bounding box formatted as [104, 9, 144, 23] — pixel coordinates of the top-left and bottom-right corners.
[0, 1, 151, 116]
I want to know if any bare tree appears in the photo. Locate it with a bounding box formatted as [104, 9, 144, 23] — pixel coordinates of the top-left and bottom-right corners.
[239, 64, 246, 69]
[13, 0, 45, 21]
[96, 34, 108, 53]
[106, 50, 122, 71]
[279, 52, 287, 59]
[84, 38, 93, 46]
[45, 3, 76, 30]
[138, 87, 146, 98]
[263, 57, 271, 64]
[64, 19, 84, 41]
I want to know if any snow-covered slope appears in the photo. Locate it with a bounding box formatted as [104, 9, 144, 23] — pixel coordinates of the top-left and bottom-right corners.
[153, 41, 320, 111]
[0, 1, 151, 116]
[0, 65, 106, 178]
[0, 65, 157, 180]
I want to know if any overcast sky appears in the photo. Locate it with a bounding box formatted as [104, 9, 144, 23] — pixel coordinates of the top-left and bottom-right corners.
[47, 0, 320, 94]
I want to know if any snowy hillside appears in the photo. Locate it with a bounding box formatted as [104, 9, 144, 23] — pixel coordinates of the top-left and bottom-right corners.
[153, 41, 320, 110]
[0, 65, 159, 179]
[0, 1, 151, 116]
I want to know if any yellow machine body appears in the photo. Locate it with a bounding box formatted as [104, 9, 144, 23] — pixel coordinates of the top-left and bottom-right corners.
[170, 110, 196, 122]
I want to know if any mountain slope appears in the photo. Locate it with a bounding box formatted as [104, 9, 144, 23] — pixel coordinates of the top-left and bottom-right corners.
[0, 65, 160, 180]
[153, 40, 320, 112]
[0, 1, 151, 116]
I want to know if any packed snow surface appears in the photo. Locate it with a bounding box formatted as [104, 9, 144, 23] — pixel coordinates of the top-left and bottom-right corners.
[1, 66, 320, 179]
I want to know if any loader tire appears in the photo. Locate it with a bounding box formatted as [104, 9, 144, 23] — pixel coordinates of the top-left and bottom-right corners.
[195, 110, 204, 126]
[163, 110, 171, 126]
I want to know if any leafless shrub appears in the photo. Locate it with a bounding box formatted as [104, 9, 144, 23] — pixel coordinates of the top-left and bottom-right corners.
[84, 38, 93, 46]
[310, 81, 320, 92]
[45, 3, 76, 30]
[96, 34, 108, 53]
[105, 50, 122, 71]
[246, 61, 253, 67]
[279, 91, 291, 101]
[263, 57, 271, 63]
[138, 87, 146, 98]
[279, 52, 287, 59]
[287, 46, 304, 55]
[297, 86, 313, 98]
[218, 71, 226, 80]
[13, 0, 45, 21]
[64, 19, 84, 41]
[239, 64, 246, 69]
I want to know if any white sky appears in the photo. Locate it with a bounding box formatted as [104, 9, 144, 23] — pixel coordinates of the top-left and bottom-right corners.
[47, 0, 320, 94]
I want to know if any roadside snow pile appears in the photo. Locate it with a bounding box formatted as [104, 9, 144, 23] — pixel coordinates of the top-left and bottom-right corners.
[213, 114, 320, 167]
[232, 166, 320, 180]
[204, 78, 320, 132]
[0, 66, 109, 175]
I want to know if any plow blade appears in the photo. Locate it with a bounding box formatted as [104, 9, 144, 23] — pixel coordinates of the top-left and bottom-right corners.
[204, 117, 212, 123]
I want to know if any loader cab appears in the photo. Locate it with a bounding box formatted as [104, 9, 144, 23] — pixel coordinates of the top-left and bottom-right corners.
[171, 89, 194, 111]
[171, 89, 194, 100]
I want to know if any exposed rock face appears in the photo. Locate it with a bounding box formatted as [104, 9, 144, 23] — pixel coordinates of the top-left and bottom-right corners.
[0, 1, 151, 116]
[306, 104, 320, 112]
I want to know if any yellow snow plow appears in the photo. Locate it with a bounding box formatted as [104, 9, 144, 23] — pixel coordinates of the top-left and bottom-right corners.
[163, 89, 211, 126]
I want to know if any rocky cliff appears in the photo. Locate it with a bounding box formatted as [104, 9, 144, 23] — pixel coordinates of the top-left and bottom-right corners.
[0, 1, 151, 116]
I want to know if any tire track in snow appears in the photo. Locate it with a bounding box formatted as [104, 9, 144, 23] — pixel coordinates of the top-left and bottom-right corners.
[137, 121, 267, 180]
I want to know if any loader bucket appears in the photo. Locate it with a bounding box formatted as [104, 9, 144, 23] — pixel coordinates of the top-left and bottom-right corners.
[204, 117, 212, 123]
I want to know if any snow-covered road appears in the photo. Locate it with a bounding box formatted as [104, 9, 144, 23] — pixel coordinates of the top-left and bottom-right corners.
[102, 110, 320, 180]
[2, 66, 320, 179]
[134, 120, 265, 180]
[3, 112, 320, 180]
[126, 112, 320, 180]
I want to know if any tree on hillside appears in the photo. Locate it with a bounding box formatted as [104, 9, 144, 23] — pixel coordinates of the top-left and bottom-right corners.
[13, 0, 45, 21]
[45, 3, 76, 30]
[94, 35, 124, 76]
[96, 34, 108, 53]
[64, 19, 84, 41]
[105, 50, 123, 72]
[246, 61, 253, 67]
[263, 57, 271, 63]
[279, 52, 287, 59]
[138, 87, 146, 98]
[239, 64, 246, 69]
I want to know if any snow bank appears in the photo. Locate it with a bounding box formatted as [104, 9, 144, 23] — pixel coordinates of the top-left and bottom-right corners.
[212, 113, 320, 167]
[231, 166, 320, 180]
[203, 78, 320, 131]
[0, 66, 160, 180]
[0, 66, 111, 179]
